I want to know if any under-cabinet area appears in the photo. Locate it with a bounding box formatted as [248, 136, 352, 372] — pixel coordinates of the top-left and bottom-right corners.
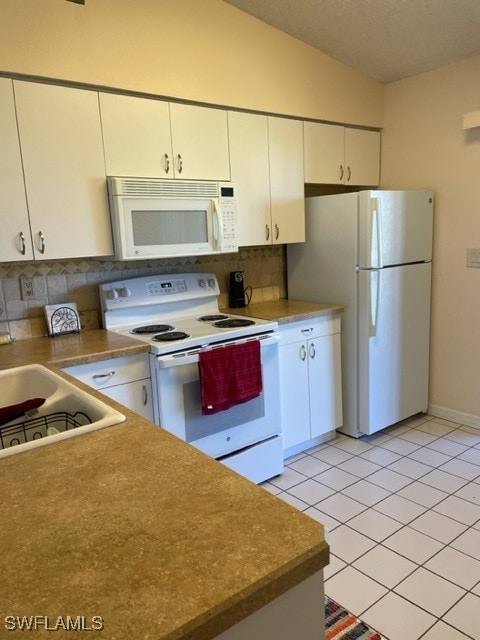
[279, 315, 343, 458]
[63, 353, 154, 421]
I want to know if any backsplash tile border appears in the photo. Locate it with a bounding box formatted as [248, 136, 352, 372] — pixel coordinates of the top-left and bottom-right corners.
[0, 246, 286, 341]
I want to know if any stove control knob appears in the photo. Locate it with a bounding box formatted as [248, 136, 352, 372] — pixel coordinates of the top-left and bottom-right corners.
[208, 278, 215, 289]
[118, 287, 131, 298]
[108, 288, 119, 300]
[198, 279, 207, 288]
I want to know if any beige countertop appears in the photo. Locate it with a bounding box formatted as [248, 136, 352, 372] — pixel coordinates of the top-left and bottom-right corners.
[0, 329, 329, 640]
[221, 299, 344, 324]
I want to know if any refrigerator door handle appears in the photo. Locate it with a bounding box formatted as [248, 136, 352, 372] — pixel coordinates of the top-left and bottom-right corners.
[369, 269, 381, 336]
[369, 198, 383, 269]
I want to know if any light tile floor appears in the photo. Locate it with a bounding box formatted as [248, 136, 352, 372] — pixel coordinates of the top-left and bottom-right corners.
[261, 414, 480, 640]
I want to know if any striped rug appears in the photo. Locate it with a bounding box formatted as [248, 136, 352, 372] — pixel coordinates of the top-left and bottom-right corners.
[325, 596, 386, 640]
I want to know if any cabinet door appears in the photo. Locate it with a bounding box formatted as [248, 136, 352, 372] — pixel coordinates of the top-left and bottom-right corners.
[169, 103, 230, 181]
[279, 341, 311, 450]
[268, 117, 305, 244]
[308, 334, 343, 438]
[345, 128, 380, 186]
[304, 122, 344, 184]
[99, 93, 173, 178]
[228, 111, 271, 246]
[0, 79, 33, 261]
[103, 379, 154, 421]
[14, 81, 113, 259]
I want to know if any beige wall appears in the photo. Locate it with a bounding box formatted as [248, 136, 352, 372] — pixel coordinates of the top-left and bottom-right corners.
[381, 54, 480, 424]
[0, 0, 383, 127]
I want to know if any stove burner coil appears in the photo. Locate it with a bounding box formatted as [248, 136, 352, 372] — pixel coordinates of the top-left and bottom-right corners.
[152, 331, 190, 342]
[213, 319, 255, 328]
[131, 324, 174, 334]
[198, 314, 229, 322]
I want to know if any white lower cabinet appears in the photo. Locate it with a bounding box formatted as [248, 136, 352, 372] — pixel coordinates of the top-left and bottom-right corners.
[279, 316, 342, 458]
[63, 354, 153, 421]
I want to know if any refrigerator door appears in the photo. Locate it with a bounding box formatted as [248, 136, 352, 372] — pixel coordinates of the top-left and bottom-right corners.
[358, 190, 434, 268]
[357, 262, 431, 434]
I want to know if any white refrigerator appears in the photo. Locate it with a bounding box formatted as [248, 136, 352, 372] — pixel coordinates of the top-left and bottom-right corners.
[287, 190, 434, 437]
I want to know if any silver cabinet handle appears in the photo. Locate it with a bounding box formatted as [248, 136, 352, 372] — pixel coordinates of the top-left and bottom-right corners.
[340, 164, 344, 181]
[299, 344, 307, 361]
[265, 224, 270, 241]
[38, 231, 45, 254]
[347, 166, 351, 182]
[19, 231, 26, 255]
[309, 343, 316, 359]
[142, 384, 148, 406]
[275, 223, 279, 240]
[177, 154, 183, 174]
[92, 371, 115, 382]
[164, 153, 170, 174]
[301, 327, 313, 336]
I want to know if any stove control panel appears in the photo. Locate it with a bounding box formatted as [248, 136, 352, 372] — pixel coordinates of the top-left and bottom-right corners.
[100, 272, 221, 314]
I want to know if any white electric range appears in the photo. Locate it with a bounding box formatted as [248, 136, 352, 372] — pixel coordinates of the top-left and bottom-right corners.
[100, 273, 284, 484]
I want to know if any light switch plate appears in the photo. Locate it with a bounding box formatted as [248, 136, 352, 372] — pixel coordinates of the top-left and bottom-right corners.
[467, 248, 480, 267]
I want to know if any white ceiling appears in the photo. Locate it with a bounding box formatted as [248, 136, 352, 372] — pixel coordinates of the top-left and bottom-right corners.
[224, 0, 480, 83]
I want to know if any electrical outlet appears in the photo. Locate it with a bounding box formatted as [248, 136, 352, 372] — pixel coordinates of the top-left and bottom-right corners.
[466, 248, 480, 268]
[20, 277, 35, 301]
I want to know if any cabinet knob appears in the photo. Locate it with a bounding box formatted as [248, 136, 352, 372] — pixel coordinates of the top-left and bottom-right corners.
[299, 344, 307, 361]
[177, 154, 183, 174]
[309, 343, 316, 359]
[339, 164, 344, 181]
[92, 371, 116, 382]
[347, 166, 351, 182]
[164, 153, 170, 174]
[275, 223, 279, 240]
[265, 224, 270, 241]
[142, 384, 148, 406]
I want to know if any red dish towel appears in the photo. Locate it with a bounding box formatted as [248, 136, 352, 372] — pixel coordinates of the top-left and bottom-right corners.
[198, 340, 263, 415]
[0, 398, 46, 427]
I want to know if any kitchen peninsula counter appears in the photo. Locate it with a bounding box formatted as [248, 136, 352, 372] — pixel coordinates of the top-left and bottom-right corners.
[0, 331, 329, 640]
[222, 298, 344, 324]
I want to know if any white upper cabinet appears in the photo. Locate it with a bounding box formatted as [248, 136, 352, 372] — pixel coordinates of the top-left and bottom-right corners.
[268, 117, 305, 245]
[228, 111, 271, 246]
[169, 103, 230, 181]
[100, 94, 230, 181]
[304, 121, 380, 186]
[14, 81, 113, 260]
[100, 93, 173, 178]
[0, 78, 33, 261]
[344, 128, 381, 186]
[228, 113, 305, 246]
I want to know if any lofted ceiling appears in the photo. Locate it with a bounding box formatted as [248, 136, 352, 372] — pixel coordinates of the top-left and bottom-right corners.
[224, 0, 480, 83]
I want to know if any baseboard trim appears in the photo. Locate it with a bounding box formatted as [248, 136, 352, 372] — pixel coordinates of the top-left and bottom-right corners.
[429, 404, 480, 430]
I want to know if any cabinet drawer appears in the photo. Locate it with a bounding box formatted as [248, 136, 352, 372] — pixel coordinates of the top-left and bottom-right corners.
[279, 316, 340, 345]
[63, 354, 150, 389]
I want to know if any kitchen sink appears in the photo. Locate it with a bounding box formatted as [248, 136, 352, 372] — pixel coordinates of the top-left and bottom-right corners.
[0, 364, 125, 459]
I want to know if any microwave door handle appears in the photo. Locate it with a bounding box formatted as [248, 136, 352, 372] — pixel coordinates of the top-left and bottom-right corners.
[213, 201, 222, 250]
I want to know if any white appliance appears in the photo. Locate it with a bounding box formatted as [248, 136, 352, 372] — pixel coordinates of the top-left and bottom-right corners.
[287, 190, 434, 437]
[100, 273, 283, 483]
[107, 177, 238, 260]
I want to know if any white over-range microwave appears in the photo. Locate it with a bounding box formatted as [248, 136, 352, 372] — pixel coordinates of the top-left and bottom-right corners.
[107, 177, 238, 260]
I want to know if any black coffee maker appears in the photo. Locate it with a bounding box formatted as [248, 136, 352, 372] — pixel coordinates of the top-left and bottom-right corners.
[229, 271, 247, 308]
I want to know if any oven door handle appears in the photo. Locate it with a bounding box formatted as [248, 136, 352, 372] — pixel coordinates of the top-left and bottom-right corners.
[155, 334, 280, 368]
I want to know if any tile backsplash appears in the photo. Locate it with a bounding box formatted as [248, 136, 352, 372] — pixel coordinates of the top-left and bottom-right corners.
[0, 246, 286, 341]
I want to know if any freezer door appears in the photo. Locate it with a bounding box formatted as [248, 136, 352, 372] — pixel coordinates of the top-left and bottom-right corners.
[357, 262, 431, 435]
[358, 190, 434, 268]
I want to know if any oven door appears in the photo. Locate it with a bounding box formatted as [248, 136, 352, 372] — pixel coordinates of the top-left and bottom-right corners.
[150, 334, 281, 459]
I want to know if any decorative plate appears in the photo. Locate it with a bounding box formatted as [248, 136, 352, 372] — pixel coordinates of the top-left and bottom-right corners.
[44, 303, 80, 337]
